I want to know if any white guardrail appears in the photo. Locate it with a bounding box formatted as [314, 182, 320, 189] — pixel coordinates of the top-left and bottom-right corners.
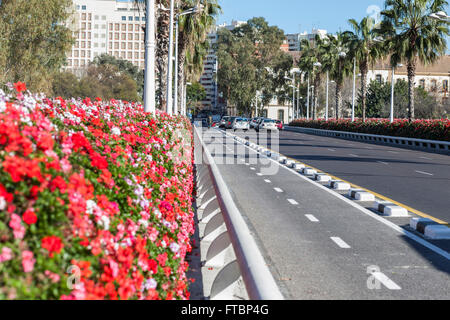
[194, 126, 284, 300]
[285, 126, 450, 153]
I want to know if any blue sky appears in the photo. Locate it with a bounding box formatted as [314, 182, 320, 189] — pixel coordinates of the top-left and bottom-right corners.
[217, 0, 387, 34]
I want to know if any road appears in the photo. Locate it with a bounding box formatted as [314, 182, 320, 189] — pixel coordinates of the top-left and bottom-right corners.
[267, 128, 450, 223]
[201, 128, 449, 300]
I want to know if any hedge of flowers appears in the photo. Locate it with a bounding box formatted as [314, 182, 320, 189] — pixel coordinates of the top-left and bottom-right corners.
[289, 118, 450, 142]
[0, 82, 195, 300]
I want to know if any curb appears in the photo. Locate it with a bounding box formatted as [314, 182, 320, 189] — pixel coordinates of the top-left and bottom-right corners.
[410, 218, 450, 240]
[348, 189, 375, 202]
[373, 201, 409, 217]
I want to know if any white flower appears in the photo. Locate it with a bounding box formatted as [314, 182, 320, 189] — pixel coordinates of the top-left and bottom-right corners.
[86, 200, 97, 215]
[97, 215, 110, 230]
[111, 127, 121, 136]
[170, 242, 180, 253]
[0, 197, 6, 211]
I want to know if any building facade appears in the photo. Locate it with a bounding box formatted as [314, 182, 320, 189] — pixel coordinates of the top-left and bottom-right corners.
[286, 29, 327, 51]
[65, 0, 146, 74]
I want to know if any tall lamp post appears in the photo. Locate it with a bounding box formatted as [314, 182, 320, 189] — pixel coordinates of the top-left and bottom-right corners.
[351, 57, 357, 122]
[390, 63, 403, 123]
[174, 5, 204, 115]
[312, 62, 322, 120]
[165, 0, 176, 115]
[325, 71, 330, 121]
[143, 0, 156, 113]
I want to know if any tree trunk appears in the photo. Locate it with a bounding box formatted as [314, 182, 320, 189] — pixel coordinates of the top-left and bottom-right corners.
[313, 75, 320, 120]
[360, 60, 368, 122]
[335, 81, 343, 119]
[156, 6, 170, 110]
[407, 59, 416, 121]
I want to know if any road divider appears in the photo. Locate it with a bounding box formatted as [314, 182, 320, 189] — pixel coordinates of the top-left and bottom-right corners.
[373, 201, 409, 217]
[348, 189, 376, 202]
[410, 218, 450, 240]
[329, 180, 351, 191]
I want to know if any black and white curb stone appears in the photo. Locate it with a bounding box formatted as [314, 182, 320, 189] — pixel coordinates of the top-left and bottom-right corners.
[410, 218, 450, 240]
[328, 180, 351, 191]
[348, 189, 375, 201]
[302, 167, 317, 176]
[373, 201, 409, 217]
[314, 173, 332, 183]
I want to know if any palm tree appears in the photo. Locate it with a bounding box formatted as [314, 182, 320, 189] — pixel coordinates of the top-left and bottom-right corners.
[322, 32, 354, 119]
[298, 36, 328, 119]
[347, 16, 385, 122]
[380, 0, 449, 121]
[177, 0, 221, 108]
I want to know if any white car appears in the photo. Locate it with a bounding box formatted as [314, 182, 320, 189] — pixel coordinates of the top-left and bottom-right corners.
[257, 119, 278, 132]
[232, 118, 250, 131]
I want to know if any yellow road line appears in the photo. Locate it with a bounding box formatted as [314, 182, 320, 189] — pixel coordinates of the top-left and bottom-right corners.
[262, 145, 449, 226]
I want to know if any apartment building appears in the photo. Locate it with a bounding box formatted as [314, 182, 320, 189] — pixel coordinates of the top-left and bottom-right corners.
[65, 0, 146, 74]
[199, 20, 247, 113]
[286, 29, 328, 51]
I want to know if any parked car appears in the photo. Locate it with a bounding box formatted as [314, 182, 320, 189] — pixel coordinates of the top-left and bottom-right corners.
[256, 118, 278, 132]
[219, 116, 230, 128]
[276, 120, 284, 130]
[211, 121, 219, 128]
[225, 117, 237, 129]
[232, 118, 250, 131]
[250, 117, 263, 129]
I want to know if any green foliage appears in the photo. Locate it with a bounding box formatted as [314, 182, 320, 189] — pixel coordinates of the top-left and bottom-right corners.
[217, 17, 293, 115]
[0, 0, 73, 94]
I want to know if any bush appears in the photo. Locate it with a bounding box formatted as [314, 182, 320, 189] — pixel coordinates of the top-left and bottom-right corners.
[0, 83, 195, 300]
[289, 118, 450, 142]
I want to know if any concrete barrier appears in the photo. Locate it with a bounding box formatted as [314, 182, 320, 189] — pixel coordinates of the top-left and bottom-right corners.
[329, 180, 351, 191]
[348, 189, 375, 202]
[410, 218, 450, 240]
[373, 201, 409, 217]
[314, 173, 332, 183]
[302, 167, 317, 176]
[285, 126, 450, 154]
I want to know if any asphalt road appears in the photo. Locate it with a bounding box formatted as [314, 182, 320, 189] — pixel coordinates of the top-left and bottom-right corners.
[203, 129, 450, 300]
[262, 128, 450, 223]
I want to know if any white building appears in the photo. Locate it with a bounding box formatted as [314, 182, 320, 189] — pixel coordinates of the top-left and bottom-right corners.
[286, 29, 327, 51]
[65, 0, 147, 74]
[367, 56, 450, 99]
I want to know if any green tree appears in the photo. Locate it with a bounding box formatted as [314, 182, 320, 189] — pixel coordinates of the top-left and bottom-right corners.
[186, 81, 206, 114]
[347, 16, 386, 121]
[380, 0, 449, 121]
[0, 0, 73, 93]
[93, 54, 144, 99]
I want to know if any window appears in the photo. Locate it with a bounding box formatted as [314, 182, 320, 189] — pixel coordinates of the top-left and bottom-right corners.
[81, 5, 86, 10]
[135, 33, 139, 41]
[102, 16, 106, 21]
[128, 24, 133, 31]
[122, 24, 127, 31]
[375, 74, 382, 83]
[82, 13, 86, 20]
[278, 110, 284, 121]
[121, 33, 126, 40]
[94, 24, 99, 29]
[122, 16, 126, 21]
[121, 42, 126, 50]
[128, 33, 133, 40]
[135, 25, 140, 31]
[114, 43, 119, 49]
[115, 24, 119, 31]
[431, 80, 437, 92]
[95, 15, 99, 20]
[262, 109, 268, 118]
[419, 79, 425, 88]
[443, 80, 449, 92]
[135, 17, 140, 21]
[128, 42, 133, 50]
[128, 16, 133, 21]
[81, 41, 86, 48]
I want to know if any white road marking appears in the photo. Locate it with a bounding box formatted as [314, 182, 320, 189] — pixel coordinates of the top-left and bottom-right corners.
[377, 161, 389, 165]
[371, 272, 402, 290]
[287, 199, 299, 205]
[250, 167, 256, 171]
[388, 151, 399, 154]
[305, 214, 319, 222]
[330, 237, 351, 249]
[415, 170, 433, 176]
[420, 156, 432, 160]
[349, 154, 359, 158]
[256, 173, 263, 176]
[245, 163, 250, 166]
[264, 179, 271, 183]
[274, 187, 283, 193]
[328, 148, 336, 152]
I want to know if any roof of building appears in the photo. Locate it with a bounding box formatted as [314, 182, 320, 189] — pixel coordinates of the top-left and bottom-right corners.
[372, 55, 450, 76]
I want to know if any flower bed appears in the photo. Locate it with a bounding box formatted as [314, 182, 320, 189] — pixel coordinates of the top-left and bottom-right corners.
[0, 83, 195, 300]
[289, 118, 450, 142]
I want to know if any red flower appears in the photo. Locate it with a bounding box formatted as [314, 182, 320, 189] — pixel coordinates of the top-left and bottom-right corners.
[41, 235, 64, 257]
[13, 82, 27, 93]
[23, 208, 37, 225]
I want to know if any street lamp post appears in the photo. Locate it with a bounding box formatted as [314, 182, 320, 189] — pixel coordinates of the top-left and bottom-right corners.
[306, 75, 310, 120]
[351, 57, 356, 122]
[325, 71, 329, 121]
[390, 63, 403, 123]
[165, 0, 175, 115]
[144, 0, 156, 113]
[174, 5, 203, 116]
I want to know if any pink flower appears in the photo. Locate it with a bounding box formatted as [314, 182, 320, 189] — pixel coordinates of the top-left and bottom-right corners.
[9, 214, 26, 240]
[44, 270, 61, 283]
[21, 251, 36, 273]
[0, 247, 13, 263]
